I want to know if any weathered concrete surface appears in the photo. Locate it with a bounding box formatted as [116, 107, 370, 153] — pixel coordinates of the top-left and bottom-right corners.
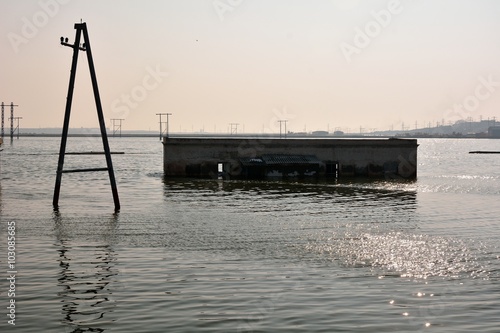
[163, 137, 418, 179]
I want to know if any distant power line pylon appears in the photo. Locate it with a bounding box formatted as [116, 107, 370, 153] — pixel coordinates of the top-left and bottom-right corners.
[230, 123, 239, 135]
[111, 118, 124, 137]
[1, 102, 19, 139]
[9, 116, 22, 139]
[278, 120, 287, 138]
[156, 113, 172, 140]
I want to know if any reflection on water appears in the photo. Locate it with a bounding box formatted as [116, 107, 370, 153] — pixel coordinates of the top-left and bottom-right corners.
[54, 212, 119, 332]
[306, 230, 493, 280]
[159, 179, 494, 281]
[161, 178, 423, 268]
[162, 177, 418, 213]
[162, 177, 417, 196]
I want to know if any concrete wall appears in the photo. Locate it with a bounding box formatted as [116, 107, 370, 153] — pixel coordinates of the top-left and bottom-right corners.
[163, 137, 418, 179]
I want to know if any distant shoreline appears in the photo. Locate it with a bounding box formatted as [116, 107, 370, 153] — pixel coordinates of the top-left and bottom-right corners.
[7, 133, 500, 139]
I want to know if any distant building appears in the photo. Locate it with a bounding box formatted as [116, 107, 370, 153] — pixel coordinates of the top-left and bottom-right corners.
[488, 126, 500, 138]
[312, 130, 328, 136]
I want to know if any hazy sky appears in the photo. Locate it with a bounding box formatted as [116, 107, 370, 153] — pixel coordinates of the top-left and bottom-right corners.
[2, 0, 500, 133]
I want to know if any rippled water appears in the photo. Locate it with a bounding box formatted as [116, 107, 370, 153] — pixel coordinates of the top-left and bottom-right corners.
[0, 137, 499, 332]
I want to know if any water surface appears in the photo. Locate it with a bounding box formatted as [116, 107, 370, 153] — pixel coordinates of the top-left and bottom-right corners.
[0, 137, 499, 332]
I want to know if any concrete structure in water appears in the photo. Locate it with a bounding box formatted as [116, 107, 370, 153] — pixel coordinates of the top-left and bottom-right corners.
[162, 137, 418, 180]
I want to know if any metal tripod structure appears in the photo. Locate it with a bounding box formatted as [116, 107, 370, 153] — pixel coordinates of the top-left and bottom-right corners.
[53, 22, 120, 211]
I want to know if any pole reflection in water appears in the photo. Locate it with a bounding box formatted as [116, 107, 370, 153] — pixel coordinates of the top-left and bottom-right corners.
[53, 212, 119, 332]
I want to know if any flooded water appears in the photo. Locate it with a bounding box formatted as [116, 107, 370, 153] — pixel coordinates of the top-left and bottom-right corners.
[0, 136, 499, 332]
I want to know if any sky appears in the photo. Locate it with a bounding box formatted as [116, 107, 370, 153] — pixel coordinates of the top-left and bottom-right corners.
[2, 0, 500, 134]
